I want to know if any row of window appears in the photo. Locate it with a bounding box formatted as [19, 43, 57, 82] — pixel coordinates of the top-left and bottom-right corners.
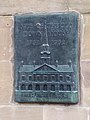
[20, 84, 71, 91]
[21, 75, 71, 81]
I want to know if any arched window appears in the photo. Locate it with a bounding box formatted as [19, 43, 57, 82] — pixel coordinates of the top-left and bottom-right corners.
[43, 84, 47, 91]
[59, 84, 64, 91]
[28, 84, 32, 90]
[21, 84, 26, 90]
[35, 84, 40, 91]
[51, 85, 55, 91]
[67, 85, 71, 91]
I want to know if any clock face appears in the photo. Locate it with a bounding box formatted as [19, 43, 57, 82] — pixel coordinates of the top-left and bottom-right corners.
[14, 12, 80, 103]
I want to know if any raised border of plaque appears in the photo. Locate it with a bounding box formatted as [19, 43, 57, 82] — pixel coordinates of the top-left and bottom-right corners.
[14, 11, 81, 103]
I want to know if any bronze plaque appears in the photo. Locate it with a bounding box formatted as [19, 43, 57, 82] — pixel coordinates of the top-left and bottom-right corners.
[14, 12, 80, 103]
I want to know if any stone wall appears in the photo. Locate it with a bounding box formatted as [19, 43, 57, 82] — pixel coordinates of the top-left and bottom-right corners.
[0, 0, 90, 120]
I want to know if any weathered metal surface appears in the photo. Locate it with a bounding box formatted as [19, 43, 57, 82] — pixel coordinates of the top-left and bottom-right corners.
[14, 12, 80, 103]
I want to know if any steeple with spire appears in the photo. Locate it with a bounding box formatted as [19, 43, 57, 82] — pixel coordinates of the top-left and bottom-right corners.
[40, 20, 51, 64]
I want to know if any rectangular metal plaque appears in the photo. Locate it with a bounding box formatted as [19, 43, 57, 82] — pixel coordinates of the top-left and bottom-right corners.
[14, 12, 80, 103]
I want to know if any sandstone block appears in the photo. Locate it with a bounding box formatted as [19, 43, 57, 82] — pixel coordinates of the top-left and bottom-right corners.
[0, 16, 13, 61]
[0, 107, 43, 120]
[81, 61, 90, 106]
[44, 107, 88, 120]
[81, 14, 90, 60]
[0, 62, 12, 104]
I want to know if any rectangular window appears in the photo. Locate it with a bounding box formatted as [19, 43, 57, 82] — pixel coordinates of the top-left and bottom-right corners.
[51, 75, 55, 81]
[21, 75, 25, 81]
[66, 75, 71, 81]
[36, 75, 40, 81]
[59, 75, 63, 81]
[29, 75, 32, 81]
[43, 75, 48, 81]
